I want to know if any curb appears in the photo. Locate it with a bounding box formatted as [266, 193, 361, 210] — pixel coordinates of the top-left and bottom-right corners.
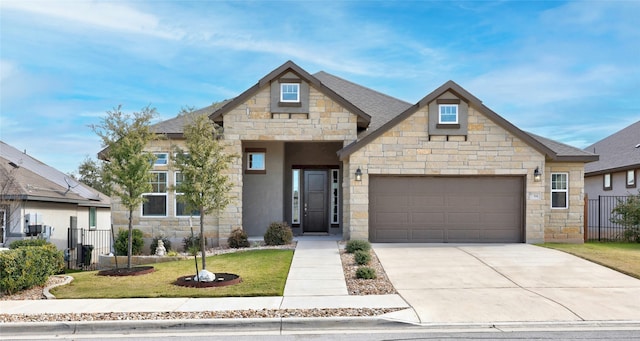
[2, 317, 640, 337]
[42, 276, 73, 299]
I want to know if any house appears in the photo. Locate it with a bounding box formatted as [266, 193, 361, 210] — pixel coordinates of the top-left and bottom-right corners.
[584, 120, 640, 197]
[0, 141, 111, 256]
[109, 60, 597, 248]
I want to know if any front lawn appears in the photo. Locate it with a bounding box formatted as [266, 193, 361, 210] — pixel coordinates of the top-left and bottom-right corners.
[51, 249, 293, 298]
[542, 242, 640, 279]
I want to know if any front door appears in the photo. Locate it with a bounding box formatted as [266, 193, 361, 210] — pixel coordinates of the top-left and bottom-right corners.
[303, 170, 328, 233]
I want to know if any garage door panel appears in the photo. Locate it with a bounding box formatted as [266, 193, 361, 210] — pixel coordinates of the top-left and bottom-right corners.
[370, 176, 523, 243]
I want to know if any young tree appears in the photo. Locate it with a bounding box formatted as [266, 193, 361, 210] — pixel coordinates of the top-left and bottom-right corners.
[173, 113, 236, 270]
[73, 156, 110, 195]
[611, 191, 640, 242]
[91, 106, 157, 268]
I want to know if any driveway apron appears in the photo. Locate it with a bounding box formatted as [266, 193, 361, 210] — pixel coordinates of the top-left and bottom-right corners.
[373, 244, 640, 324]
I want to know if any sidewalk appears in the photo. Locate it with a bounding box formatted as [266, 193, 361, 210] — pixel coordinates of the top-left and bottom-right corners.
[0, 238, 411, 318]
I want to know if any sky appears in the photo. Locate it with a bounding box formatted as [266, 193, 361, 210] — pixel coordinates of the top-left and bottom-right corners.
[1, 0, 638, 175]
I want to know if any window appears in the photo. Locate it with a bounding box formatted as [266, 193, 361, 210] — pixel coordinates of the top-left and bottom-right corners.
[175, 172, 200, 217]
[153, 153, 168, 166]
[331, 169, 340, 225]
[603, 173, 612, 190]
[142, 172, 167, 216]
[245, 148, 266, 173]
[627, 170, 636, 188]
[439, 104, 458, 124]
[551, 173, 568, 209]
[280, 83, 300, 102]
[292, 169, 300, 225]
[89, 207, 97, 229]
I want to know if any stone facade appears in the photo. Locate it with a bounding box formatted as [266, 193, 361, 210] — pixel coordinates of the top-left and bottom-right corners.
[544, 162, 586, 243]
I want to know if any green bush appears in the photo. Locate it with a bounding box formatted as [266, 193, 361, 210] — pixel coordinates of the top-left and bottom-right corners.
[346, 239, 371, 253]
[150, 235, 172, 254]
[355, 266, 377, 279]
[264, 222, 293, 246]
[611, 193, 640, 242]
[354, 250, 371, 265]
[114, 229, 144, 256]
[183, 234, 202, 253]
[228, 227, 250, 248]
[9, 238, 49, 249]
[0, 244, 64, 295]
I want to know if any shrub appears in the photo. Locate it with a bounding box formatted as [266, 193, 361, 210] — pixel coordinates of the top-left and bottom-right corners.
[228, 227, 250, 248]
[355, 266, 377, 279]
[264, 222, 293, 246]
[150, 235, 172, 254]
[611, 193, 640, 242]
[114, 229, 144, 256]
[354, 250, 371, 265]
[183, 234, 202, 253]
[9, 239, 49, 249]
[0, 244, 64, 295]
[346, 240, 371, 253]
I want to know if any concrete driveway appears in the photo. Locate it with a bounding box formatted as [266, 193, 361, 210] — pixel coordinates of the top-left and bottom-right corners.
[373, 244, 640, 324]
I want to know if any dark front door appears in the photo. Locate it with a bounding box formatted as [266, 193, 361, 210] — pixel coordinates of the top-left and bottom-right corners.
[303, 170, 328, 233]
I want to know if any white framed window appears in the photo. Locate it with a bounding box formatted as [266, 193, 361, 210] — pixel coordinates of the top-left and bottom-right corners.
[551, 172, 568, 209]
[153, 153, 168, 166]
[292, 169, 300, 224]
[247, 152, 265, 171]
[627, 170, 636, 188]
[89, 207, 97, 229]
[142, 171, 168, 216]
[280, 83, 300, 102]
[439, 104, 458, 124]
[603, 173, 612, 190]
[331, 169, 340, 225]
[174, 172, 200, 217]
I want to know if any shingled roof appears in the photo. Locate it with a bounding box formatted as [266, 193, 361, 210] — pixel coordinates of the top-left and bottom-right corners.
[1, 141, 110, 207]
[150, 101, 229, 137]
[584, 120, 640, 175]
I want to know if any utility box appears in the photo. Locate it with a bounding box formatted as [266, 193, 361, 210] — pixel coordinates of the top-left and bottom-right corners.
[24, 213, 44, 236]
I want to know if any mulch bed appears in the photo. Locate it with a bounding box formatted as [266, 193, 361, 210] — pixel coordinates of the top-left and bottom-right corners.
[97, 266, 155, 276]
[174, 273, 242, 288]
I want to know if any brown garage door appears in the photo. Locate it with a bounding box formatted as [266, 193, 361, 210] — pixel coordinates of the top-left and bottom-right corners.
[369, 176, 524, 243]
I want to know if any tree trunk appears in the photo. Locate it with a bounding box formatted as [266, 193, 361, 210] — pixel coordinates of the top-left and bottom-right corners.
[127, 209, 133, 269]
[200, 208, 206, 270]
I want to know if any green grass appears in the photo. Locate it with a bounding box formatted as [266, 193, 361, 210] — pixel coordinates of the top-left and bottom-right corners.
[542, 242, 640, 279]
[51, 249, 294, 299]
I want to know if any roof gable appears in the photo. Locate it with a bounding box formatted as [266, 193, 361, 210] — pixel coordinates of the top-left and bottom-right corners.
[209, 61, 371, 127]
[338, 80, 597, 162]
[584, 120, 640, 175]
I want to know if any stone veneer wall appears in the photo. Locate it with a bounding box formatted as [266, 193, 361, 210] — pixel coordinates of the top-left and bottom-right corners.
[544, 162, 586, 243]
[216, 84, 358, 245]
[346, 105, 549, 243]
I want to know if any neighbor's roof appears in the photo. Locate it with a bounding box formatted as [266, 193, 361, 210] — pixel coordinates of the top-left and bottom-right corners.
[150, 101, 229, 137]
[584, 120, 640, 175]
[0, 141, 110, 207]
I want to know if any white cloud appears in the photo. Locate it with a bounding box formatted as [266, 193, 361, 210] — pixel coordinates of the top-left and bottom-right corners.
[0, 0, 183, 39]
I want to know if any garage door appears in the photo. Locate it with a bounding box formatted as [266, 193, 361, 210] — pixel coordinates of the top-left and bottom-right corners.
[369, 176, 524, 243]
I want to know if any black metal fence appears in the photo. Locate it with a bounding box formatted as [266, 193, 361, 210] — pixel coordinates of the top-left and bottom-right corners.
[66, 228, 112, 270]
[586, 195, 631, 241]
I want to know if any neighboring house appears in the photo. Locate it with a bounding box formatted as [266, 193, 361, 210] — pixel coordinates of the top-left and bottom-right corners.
[0, 141, 111, 253]
[109, 60, 597, 248]
[584, 120, 640, 197]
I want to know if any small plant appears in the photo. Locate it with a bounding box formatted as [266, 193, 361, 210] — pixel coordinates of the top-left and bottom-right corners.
[354, 250, 371, 265]
[228, 227, 250, 248]
[346, 239, 371, 253]
[166, 250, 179, 257]
[183, 234, 202, 253]
[114, 229, 144, 256]
[356, 266, 377, 279]
[611, 192, 640, 242]
[264, 221, 293, 246]
[150, 235, 172, 254]
[9, 239, 49, 249]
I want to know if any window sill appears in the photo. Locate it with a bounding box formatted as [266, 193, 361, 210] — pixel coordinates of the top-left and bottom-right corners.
[436, 124, 461, 129]
[245, 169, 266, 174]
[278, 102, 302, 107]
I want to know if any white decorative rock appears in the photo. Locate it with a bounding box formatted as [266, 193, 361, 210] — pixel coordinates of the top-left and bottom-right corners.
[194, 269, 216, 282]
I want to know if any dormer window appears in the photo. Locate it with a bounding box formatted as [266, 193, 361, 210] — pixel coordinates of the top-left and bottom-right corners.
[439, 104, 458, 124]
[280, 83, 300, 102]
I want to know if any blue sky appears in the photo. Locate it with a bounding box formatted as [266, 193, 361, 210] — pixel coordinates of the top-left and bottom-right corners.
[1, 0, 638, 174]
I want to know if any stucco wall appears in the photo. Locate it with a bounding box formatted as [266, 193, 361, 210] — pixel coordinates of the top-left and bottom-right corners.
[585, 167, 640, 197]
[346, 104, 548, 243]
